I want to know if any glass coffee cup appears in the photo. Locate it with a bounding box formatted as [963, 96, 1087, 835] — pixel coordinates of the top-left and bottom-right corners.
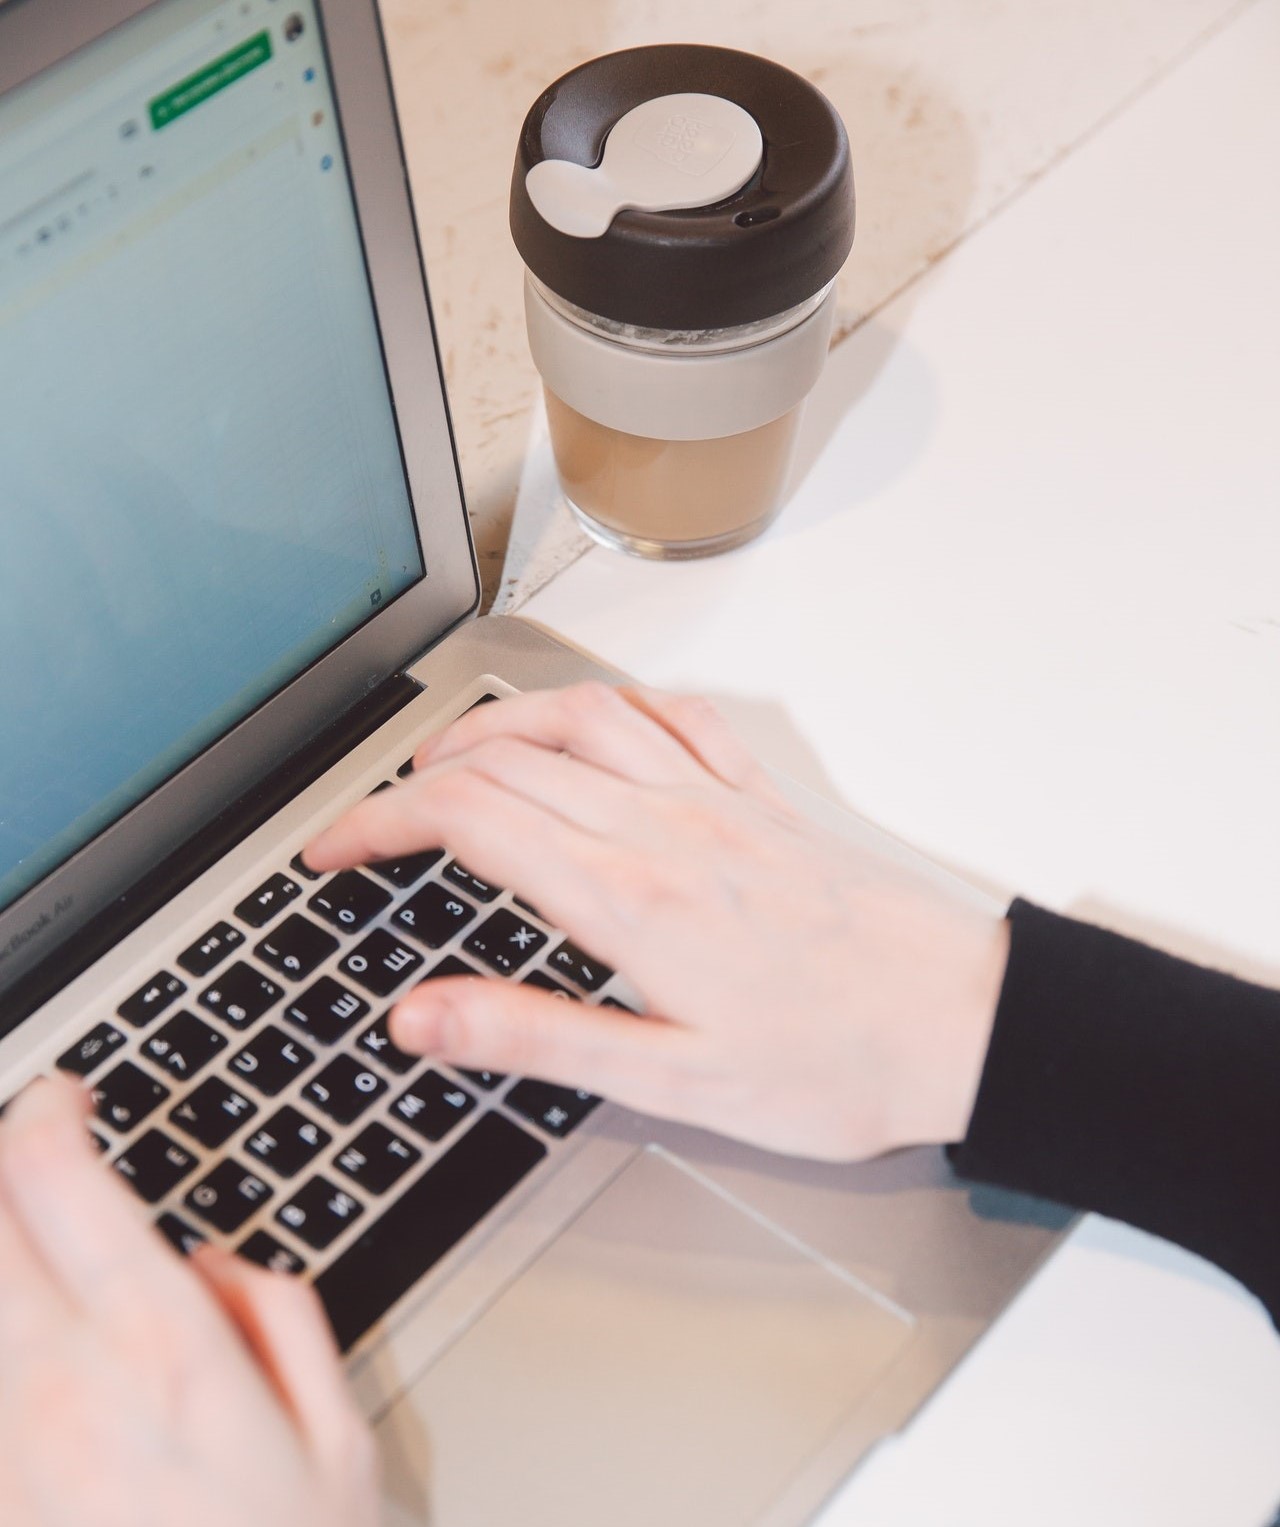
[510, 45, 855, 559]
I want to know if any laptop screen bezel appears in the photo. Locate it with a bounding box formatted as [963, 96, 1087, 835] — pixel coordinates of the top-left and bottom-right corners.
[0, 0, 481, 995]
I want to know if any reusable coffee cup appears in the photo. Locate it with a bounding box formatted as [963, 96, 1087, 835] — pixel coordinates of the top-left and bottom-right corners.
[510, 44, 855, 559]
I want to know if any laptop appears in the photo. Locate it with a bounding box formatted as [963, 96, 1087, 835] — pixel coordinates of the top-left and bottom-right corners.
[0, 1, 1071, 1521]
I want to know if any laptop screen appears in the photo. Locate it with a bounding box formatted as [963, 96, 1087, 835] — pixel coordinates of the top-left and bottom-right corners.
[0, 0, 424, 918]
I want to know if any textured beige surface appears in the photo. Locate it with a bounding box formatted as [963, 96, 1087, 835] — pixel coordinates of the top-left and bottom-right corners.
[381, 0, 1245, 606]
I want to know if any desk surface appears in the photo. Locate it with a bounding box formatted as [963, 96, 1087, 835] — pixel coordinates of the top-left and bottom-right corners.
[520, 5, 1280, 1523]
[391, 0, 1280, 1520]
[383, 0, 1258, 608]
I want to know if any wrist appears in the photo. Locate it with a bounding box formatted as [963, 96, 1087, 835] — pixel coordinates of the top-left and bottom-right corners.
[886, 901, 1009, 1151]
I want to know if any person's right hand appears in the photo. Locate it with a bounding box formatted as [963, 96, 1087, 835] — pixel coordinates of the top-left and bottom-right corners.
[0, 1077, 378, 1527]
[306, 683, 1009, 1162]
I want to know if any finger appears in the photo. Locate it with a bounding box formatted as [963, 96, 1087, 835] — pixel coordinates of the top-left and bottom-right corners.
[0, 1461, 36, 1527]
[429, 735, 659, 840]
[390, 976, 708, 1114]
[621, 687, 796, 811]
[412, 682, 710, 787]
[0, 1077, 218, 1332]
[304, 761, 621, 942]
[0, 1111, 69, 1347]
[193, 1245, 365, 1461]
[307, 758, 582, 870]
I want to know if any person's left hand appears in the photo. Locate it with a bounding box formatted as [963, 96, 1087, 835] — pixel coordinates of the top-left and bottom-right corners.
[0, 1076, 378, 1527]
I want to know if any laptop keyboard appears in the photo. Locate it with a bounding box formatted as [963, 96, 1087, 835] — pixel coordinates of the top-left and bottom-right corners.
[41, 748, 626, 1354]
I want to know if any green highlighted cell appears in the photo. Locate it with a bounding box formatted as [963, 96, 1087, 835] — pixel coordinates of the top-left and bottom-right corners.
[149, 31, 273, 130]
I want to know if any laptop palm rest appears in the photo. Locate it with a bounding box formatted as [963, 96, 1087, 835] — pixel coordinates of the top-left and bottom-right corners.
[376, 1145, 914, 1526]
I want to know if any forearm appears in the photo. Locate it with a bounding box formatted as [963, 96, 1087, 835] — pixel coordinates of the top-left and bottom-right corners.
[951, 899, 1280, 1326]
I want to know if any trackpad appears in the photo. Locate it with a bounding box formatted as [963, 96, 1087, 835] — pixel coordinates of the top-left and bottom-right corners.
[376, 1146, 914, 1527]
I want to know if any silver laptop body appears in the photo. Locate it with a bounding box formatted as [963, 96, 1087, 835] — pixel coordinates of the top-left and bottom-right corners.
[0, 3, 1069, 1522]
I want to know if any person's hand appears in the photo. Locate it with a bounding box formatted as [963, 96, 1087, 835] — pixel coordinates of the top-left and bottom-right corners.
[306, 684, 1008, 1161]
[0, 1077, 377, 1527]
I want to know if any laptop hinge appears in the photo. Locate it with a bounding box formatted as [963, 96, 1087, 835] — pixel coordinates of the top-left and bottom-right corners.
[4, 673, 422, 1030]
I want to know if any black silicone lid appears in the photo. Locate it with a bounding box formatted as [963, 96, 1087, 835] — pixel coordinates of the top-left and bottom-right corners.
[510, 44, 854, 330]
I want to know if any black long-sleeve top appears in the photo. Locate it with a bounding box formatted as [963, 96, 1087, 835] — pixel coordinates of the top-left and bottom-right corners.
[950, 899, 1280, 1327]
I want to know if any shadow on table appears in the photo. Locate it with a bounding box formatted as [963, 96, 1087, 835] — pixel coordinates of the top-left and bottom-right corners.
[696, 691, 853, 807]
[778, 50, 980, 523]
[1069, 895, 1280, 992]
[779, 318, 941, 538]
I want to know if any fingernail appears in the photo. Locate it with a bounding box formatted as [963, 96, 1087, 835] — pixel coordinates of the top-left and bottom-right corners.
[387, 1002, 431, 1053]
[300, 833, 333, 871]
[191, 1241, 235, 1270]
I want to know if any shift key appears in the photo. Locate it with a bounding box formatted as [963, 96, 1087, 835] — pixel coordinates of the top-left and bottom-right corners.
[314, 1112, 545, 1353]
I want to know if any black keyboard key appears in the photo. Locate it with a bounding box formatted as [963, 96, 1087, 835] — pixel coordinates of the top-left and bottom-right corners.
[338, 930, 423, 997]
[177, 920, 245, 977]
[601, 996, 640, 1013]
[142, 1011, 227, 1081]
[90, 1130, 109, 1154]
[423, 955, 482, 981]
[368, 780, 394, 796]
[505, 1080, 600, 1139]
[368, 850, 443, 889]
[238, 1230, 307, 1275]
[185, 1159, 273, 1234]
[254, 916, 339, 982]
[334, 1122, 420, 1195]
[442, 861, 501, 902]
[546, 939, 613, 993]
[244, 1106, 331, 1177]
[306, 871, 390, 933]
[289, 851, 321, 882]
[459, 1068, 506, 1091]
[57, 1021, 126, 1078]
[117, 971, 186, 1028]
[392, 883, 477, 948]
[463, 908, 547, 975]
[276, 1175, 363, 1250]
[112, 1129, 198, 1204]
[355, 1013, 418, 1075]
[522, 969, 577, 999]
[282, 976, 369, 1045]
[169, 1076, 257, 1149]
[395, 755, 416, 779]
[229, 1025, 315, 1095]
[156, 1211, 206, 1257]
[389, 1070, 476, 1142]
[92, 1062, 169, 1133]
[198, 962, 285, 1029]
[235, 872, 302, 929]
[316, 1112, 546, 1352]
[303, 1055, 388, 1126]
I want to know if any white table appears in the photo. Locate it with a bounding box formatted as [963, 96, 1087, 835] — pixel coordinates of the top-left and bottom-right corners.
[383, 0, 1257, 608]
[510, 2, 1280, 1521]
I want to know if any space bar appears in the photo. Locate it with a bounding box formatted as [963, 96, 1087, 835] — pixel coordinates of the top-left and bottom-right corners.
[315, 1111, 547, 1353]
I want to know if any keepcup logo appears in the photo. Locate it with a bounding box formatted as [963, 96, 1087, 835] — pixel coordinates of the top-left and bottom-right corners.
[635, 111, 731, 178]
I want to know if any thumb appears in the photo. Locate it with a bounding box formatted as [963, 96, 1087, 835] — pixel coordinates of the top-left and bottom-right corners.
[192, 1244, 365, 1462]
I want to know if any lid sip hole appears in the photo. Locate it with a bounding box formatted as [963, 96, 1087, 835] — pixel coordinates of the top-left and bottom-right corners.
[734, 206, 780, 227]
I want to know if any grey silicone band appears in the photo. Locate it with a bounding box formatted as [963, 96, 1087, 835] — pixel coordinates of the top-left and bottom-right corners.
[525, 276, 836, 440]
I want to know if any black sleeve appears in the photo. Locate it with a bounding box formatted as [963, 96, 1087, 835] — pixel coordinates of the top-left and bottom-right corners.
[949, 898, 1280, 1326]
